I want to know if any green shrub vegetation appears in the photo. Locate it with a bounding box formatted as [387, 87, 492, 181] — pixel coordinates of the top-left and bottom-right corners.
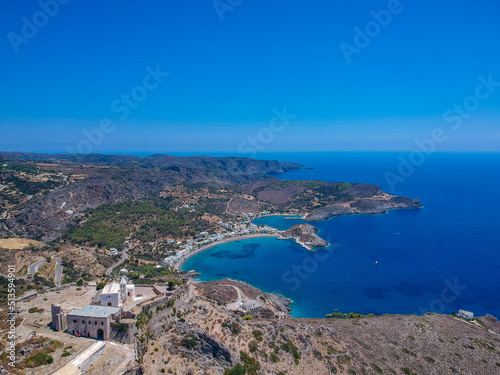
[252, 330, 263, 342]
[239, 351, 260, 375]
[280, 340, 301, 365]
[372, 363, 383, 373]
[224, 363, 246, 375]
[222, 321, 242, 335]
[402, 348, 417, 357]
[401, 368, 417, 375]
[65, 200, 211, 249]
[135, 309, 153, 330]
[33, 275, 55, 288]
[180, 336, 197, 350]
[248, 341, 258, 353]
[24, 352, 54, 367]
[61, 257, 80, 284]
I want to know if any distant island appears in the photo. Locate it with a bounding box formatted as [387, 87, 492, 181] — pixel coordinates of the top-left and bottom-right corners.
[279, 223, 329, 250]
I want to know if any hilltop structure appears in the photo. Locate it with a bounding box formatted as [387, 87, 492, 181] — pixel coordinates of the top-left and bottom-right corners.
[99, 276, 135, 307]
[66, 305, 122, 340]
[51, 277, 170, 342]
[51, 304, 67, 332]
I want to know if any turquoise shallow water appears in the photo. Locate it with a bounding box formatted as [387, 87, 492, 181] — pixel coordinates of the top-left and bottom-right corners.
[182, 152, 500, 318]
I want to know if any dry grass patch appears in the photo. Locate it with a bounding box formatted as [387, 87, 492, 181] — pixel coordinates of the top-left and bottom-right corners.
[0, 238, 45, 250]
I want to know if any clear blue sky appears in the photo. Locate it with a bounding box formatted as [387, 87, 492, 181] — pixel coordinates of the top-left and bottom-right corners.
[1, 0, 499, 154]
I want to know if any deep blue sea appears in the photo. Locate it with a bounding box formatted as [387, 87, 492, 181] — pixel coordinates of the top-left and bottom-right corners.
[182, 152, 500, 318]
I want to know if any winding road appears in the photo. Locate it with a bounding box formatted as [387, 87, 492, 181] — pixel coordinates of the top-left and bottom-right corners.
[27, 257, 63, 286]
[53, 258, 63, 287]
[28, 259, 46, 275]
[225, 284, 244, 310]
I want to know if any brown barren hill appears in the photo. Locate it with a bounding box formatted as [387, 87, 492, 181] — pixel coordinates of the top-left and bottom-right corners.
[0, 238, 45, 250]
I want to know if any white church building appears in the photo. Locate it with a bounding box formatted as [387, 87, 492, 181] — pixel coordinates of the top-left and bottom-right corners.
[100, 276, 135, 307]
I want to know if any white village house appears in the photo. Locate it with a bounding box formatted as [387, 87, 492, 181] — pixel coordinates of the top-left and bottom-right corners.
[99, 277, 135, 307]
[458, 309, 474, 320]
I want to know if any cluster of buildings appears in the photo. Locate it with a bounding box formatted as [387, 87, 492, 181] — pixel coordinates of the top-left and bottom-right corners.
[161, 219, 277, 267]
[52, 276, 158, 340]
[162, 250, 188, 267]
[218, 221, 275, 235]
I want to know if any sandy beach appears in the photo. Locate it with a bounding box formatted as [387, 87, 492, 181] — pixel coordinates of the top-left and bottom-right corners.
[174, 233, 280, 270]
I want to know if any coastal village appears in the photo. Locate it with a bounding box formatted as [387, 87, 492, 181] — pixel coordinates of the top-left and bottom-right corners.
[159, 210, 330, 268]
[1, 211, 330, 374]
[161, 212, 278, 268]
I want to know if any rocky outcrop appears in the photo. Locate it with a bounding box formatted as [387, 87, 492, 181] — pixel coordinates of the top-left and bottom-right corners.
[305, 204, 354, 221]
[305, 196, 423, 221]
[280, 224, 329, 250]
[174, 325, 233, 364]
[350, 196, 422, 215]
[141, 281, 500, 375]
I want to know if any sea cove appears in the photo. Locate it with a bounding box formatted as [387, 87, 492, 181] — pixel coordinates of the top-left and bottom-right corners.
[182, 152, 500, 319]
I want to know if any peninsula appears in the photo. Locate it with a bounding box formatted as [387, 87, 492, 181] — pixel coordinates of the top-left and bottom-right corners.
[0, 151, 457, 375]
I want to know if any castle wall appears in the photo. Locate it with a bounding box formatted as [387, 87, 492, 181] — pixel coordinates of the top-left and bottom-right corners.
[51, 304, 67, 332]
[67, 315, 111, 340]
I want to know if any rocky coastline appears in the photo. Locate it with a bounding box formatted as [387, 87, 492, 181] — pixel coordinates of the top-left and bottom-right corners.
[279, 223, 329, 251]
[305, 195, 423, 222]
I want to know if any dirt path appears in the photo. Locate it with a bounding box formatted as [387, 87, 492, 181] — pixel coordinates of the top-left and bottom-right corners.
[53, 258, 63, 287]
[105, 249, 128, 276]
[224, 197, 234, 215]
[225, 284, 244, 310]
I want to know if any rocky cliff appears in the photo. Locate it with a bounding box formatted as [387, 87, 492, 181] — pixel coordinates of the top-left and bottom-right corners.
[305, 196, 423, 221]
[280, 224, 329, 249]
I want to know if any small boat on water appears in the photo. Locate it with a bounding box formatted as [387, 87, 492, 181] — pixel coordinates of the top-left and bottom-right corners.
[375, 261, 378, 265]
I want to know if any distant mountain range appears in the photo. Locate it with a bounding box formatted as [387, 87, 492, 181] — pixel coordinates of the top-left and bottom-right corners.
[0, 152, 302, 241]
[0, 152, 302, 174]
[0, 152, 421, 243]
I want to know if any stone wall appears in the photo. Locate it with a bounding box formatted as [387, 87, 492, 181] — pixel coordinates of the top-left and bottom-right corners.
[47, 282, 76, 292]
[136, 295, 169, 309]
[77, 342, 106, 372]
[67, 315, 111, 340]
[51, 304, 67, 332]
